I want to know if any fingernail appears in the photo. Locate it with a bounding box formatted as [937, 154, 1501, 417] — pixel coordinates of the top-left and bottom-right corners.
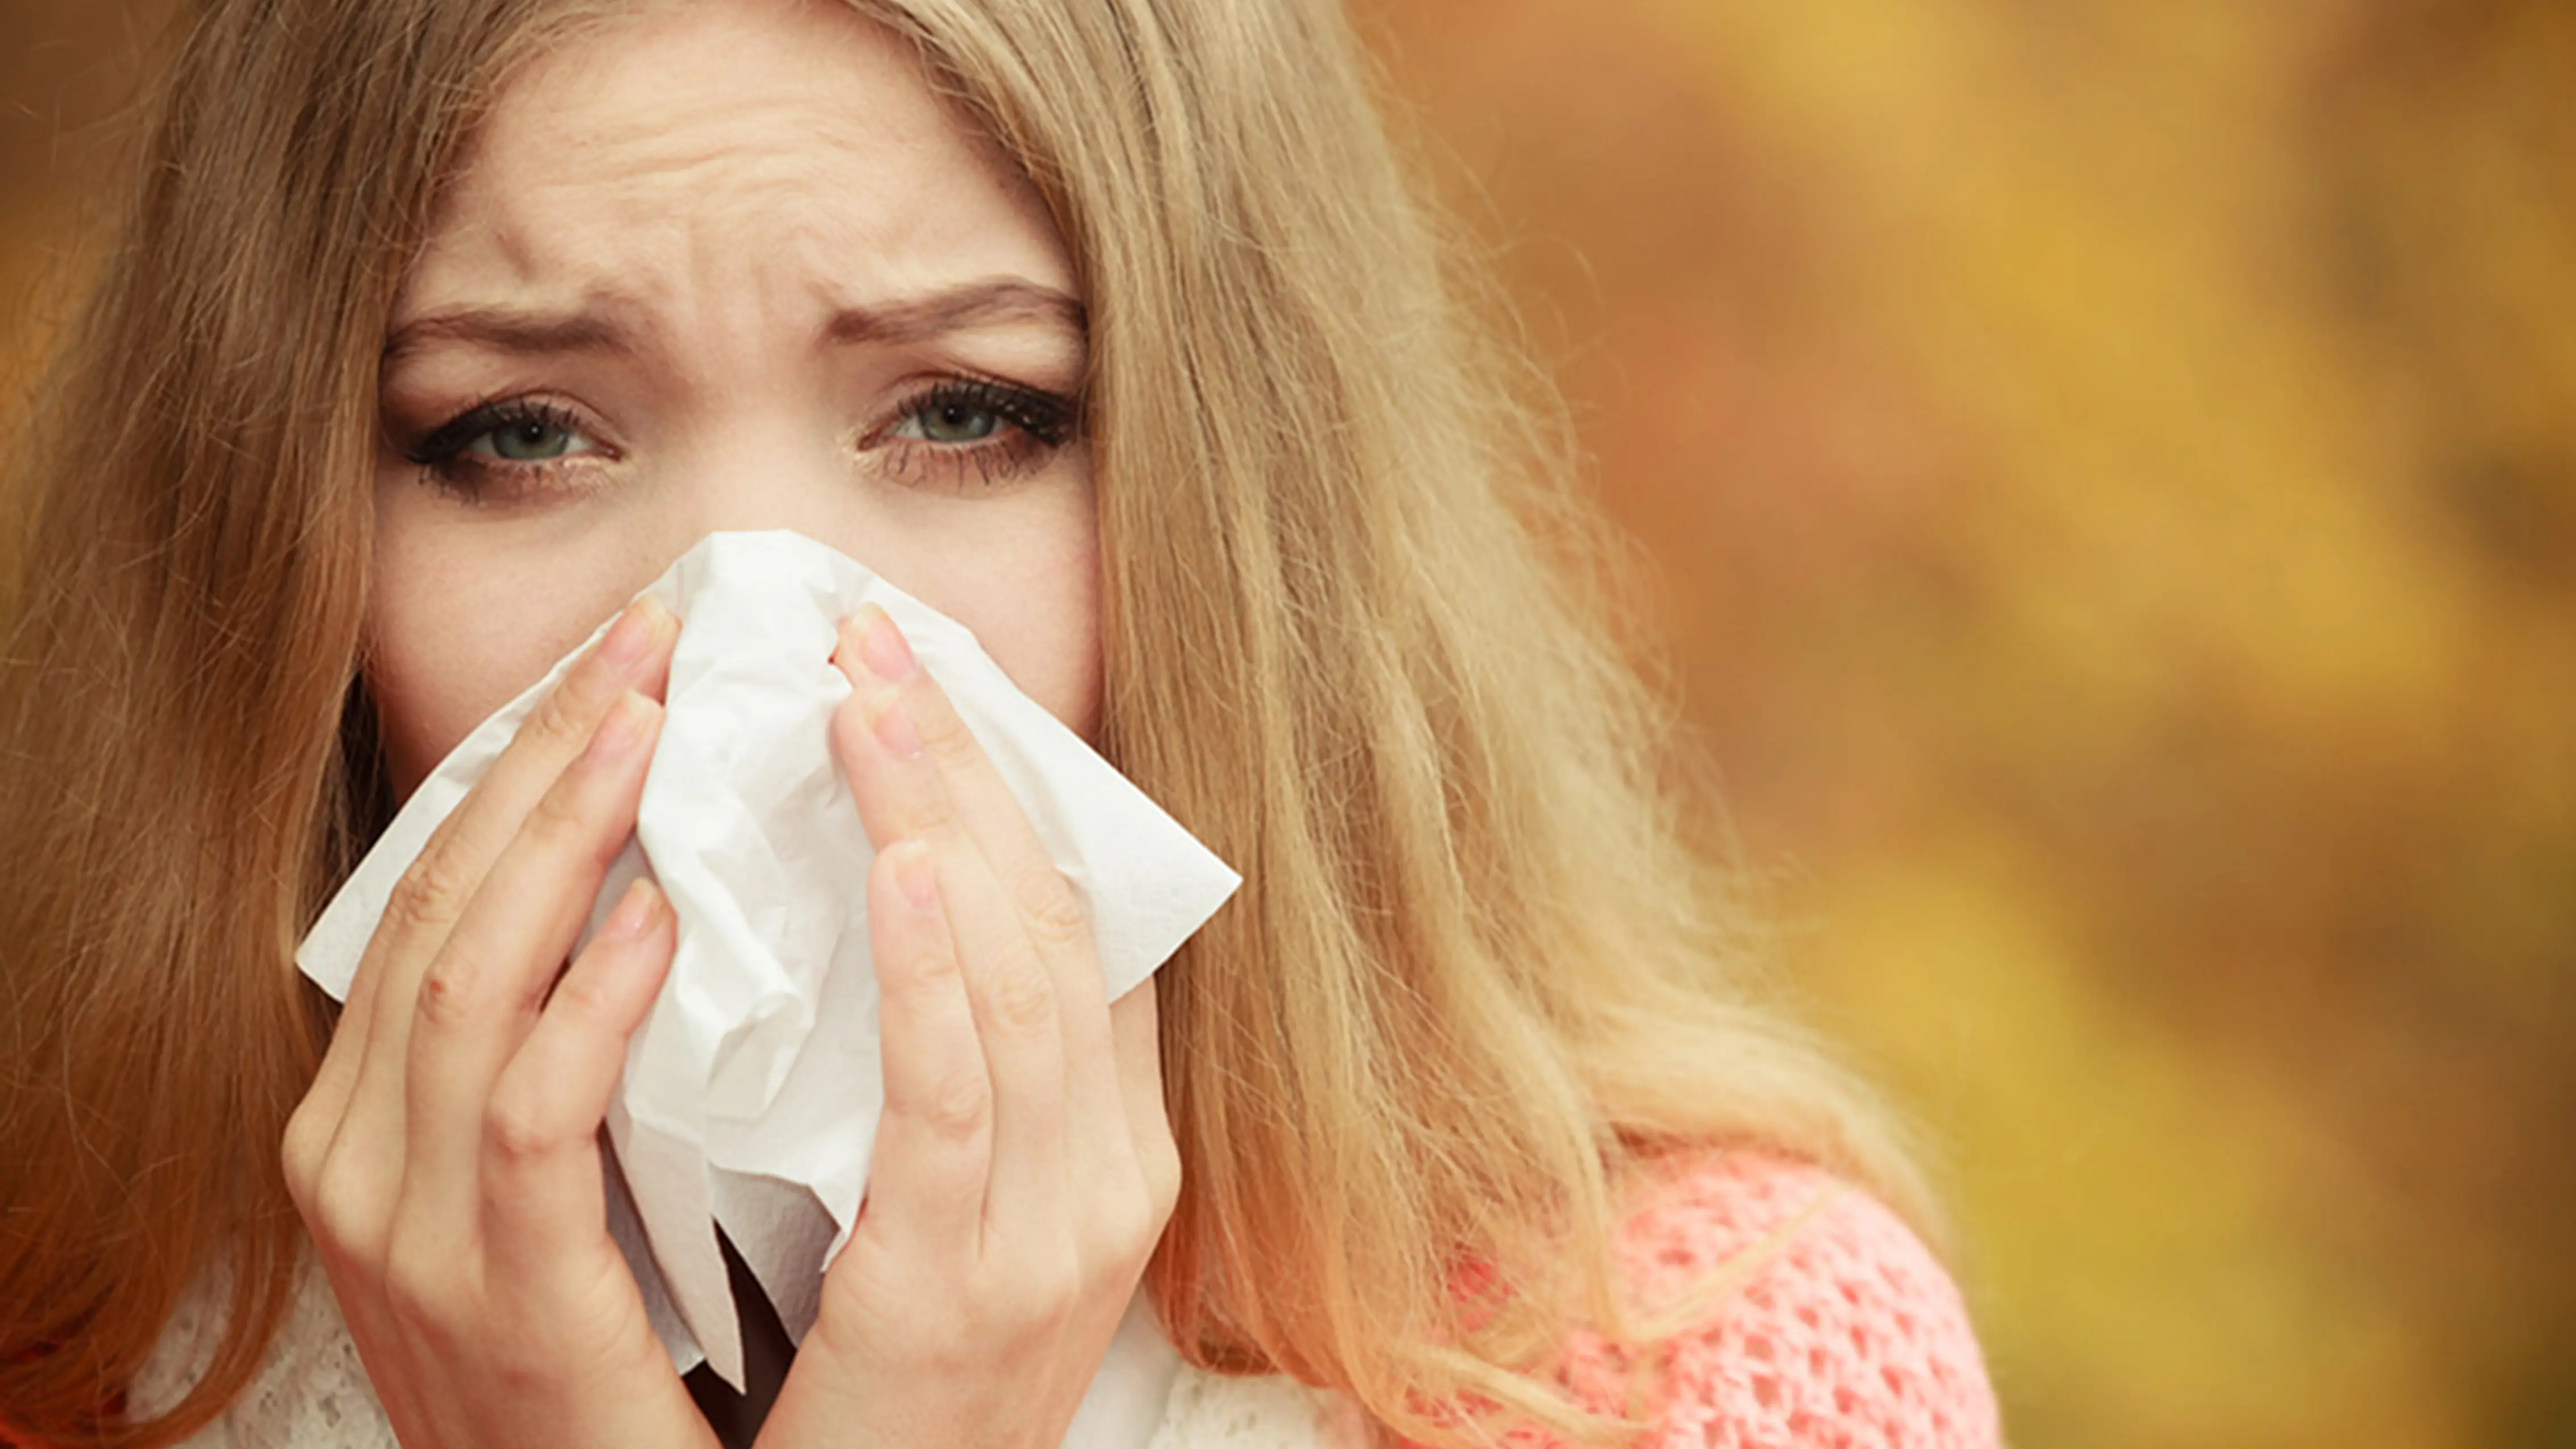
[605, 877, 660, 940]
[588, 690, 655, 761]
[891, 840, 939, 914]
[854, 604, 915, 682]
[868, 688, 921, 759]
[601, 599, 658, 669]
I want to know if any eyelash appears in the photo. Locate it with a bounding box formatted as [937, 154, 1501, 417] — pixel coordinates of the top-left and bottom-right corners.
[864, 377, 1080, 492]
[401, 378, 1081, 503]
[401, 398, 605, 503]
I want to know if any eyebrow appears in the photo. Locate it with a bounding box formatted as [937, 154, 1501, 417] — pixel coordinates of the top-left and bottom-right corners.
[824, 279, 1085, 348]
[381, 303, 635, 364]
[382, 278, 1086, 363]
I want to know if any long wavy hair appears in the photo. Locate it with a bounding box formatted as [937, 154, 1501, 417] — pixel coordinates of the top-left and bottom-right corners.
[0, 1, 1935, 1445]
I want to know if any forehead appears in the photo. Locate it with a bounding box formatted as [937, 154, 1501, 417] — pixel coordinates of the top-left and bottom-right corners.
[399, 0, 1071, 324]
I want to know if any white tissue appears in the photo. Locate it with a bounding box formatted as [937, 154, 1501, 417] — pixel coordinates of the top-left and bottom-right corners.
[298, 531, 1236, 1440]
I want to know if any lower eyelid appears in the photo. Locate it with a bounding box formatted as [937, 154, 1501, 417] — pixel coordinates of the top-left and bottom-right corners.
[418, 450, 616, 505]
[869, 431, 1058, 492]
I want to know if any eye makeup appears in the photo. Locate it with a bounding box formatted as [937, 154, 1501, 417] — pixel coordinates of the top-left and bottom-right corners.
[862, 375, 1081, 493]
[393, 373, 1084, 506]
[397, 395, 616, 505]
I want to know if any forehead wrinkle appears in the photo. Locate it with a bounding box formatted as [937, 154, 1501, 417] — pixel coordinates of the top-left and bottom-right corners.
[434, 155, 880, 362]
[502, 118, 879, 250]
[493, 18, 946, 202]
[398, 2, 1076, 374]
[465, 90, 943, 290]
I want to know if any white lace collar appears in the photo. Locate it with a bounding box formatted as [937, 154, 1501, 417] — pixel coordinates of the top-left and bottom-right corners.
[136, 1257, 1359, 1449]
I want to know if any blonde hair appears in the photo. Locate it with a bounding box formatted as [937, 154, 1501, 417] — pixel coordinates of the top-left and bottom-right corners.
[0, 2, 1934, 1446]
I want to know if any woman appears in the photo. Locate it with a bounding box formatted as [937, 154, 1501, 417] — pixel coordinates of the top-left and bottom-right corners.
[0, 0, 1997, 1446]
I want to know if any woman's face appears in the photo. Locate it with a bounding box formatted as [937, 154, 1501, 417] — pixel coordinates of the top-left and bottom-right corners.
[370, 0, 1097, 796]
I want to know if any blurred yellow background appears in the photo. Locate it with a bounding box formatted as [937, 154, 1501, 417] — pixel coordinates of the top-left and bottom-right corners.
[5, 2, 2570, 1446]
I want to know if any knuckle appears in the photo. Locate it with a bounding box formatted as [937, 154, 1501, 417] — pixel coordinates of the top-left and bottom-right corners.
[546, 962, 622, 1023]
[306, 1145, 365, 1205]
[412, 951, 490, 1029]
[981, 946, 1059, 1038]
[891, 929, 965, 996]
[381, 1248, 454, 1332]
[911, 693, 981, 767]
[829, 697, 874, 767]
[279, 1107, 328, 1200]
[522, 773, 604, 853]
[1012, 861, 1091, 953]
[901, 780, 960, 841]
[382, 852, 477, 942]
[303, 1199, 370, 1257]
[302, 1154, 382, 1250]
[909, 1067, 991, 1142]
[522, 671, 601, 754]
[292, 1178, 356, 1250]
[481, 1092, 563, 1170]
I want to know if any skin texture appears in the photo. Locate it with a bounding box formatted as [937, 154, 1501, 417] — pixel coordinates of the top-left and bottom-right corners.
[282, 3, 1178, 1446]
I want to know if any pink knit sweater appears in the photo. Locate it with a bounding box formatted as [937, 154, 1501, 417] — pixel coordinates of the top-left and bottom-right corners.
[1414, 1150, 2000, 1449]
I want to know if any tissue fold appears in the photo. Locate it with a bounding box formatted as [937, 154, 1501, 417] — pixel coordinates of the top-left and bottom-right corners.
[298, 531, 1239, 1418]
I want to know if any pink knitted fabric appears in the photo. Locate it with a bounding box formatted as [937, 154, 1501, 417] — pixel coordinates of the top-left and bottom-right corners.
[1416, 1150, 2000, 1449]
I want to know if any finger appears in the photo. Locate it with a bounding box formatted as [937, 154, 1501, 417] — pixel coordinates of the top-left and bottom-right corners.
[833, 609, 1113, 1160]
[294, 598, 675, 1257]
[830, 668, 1070, 1241]
[332, 598, 677, 1153]
[480, 877, 675, 1279]
[402, 690, 662, 1227]
[857, 839, 988, 1264]
[1108, 982, 1180, 1215]
[833, 608, 1107, 1007]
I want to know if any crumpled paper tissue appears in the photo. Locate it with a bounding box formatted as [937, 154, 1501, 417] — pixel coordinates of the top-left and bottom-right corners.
[298, 530, 1240, 1441]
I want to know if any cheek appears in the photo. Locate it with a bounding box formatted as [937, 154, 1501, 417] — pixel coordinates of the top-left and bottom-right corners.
[825, 457, 1107, 743]
[893, 496, 1105, 744]
[989, 541, 1104, 744]
[365, 526, 634, 798]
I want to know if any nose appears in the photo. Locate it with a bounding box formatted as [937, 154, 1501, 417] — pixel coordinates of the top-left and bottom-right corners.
[645, 420, 888, 573]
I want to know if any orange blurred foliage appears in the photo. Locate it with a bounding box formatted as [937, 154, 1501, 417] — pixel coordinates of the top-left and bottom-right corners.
[1357, 1, 2575, 1444]
[6, 2, 2571, 1447]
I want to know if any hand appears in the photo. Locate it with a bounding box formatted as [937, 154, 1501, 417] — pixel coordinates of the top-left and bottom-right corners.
[756, 605, 1182, 1449]
[282, 598, 716, 1449]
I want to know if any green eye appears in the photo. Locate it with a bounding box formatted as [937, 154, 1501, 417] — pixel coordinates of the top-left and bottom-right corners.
[867, 379, 1079, 492]
[913, 401, 1002, 444]
[404, 399, 609, 503]
[482, 418, 583, 461]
